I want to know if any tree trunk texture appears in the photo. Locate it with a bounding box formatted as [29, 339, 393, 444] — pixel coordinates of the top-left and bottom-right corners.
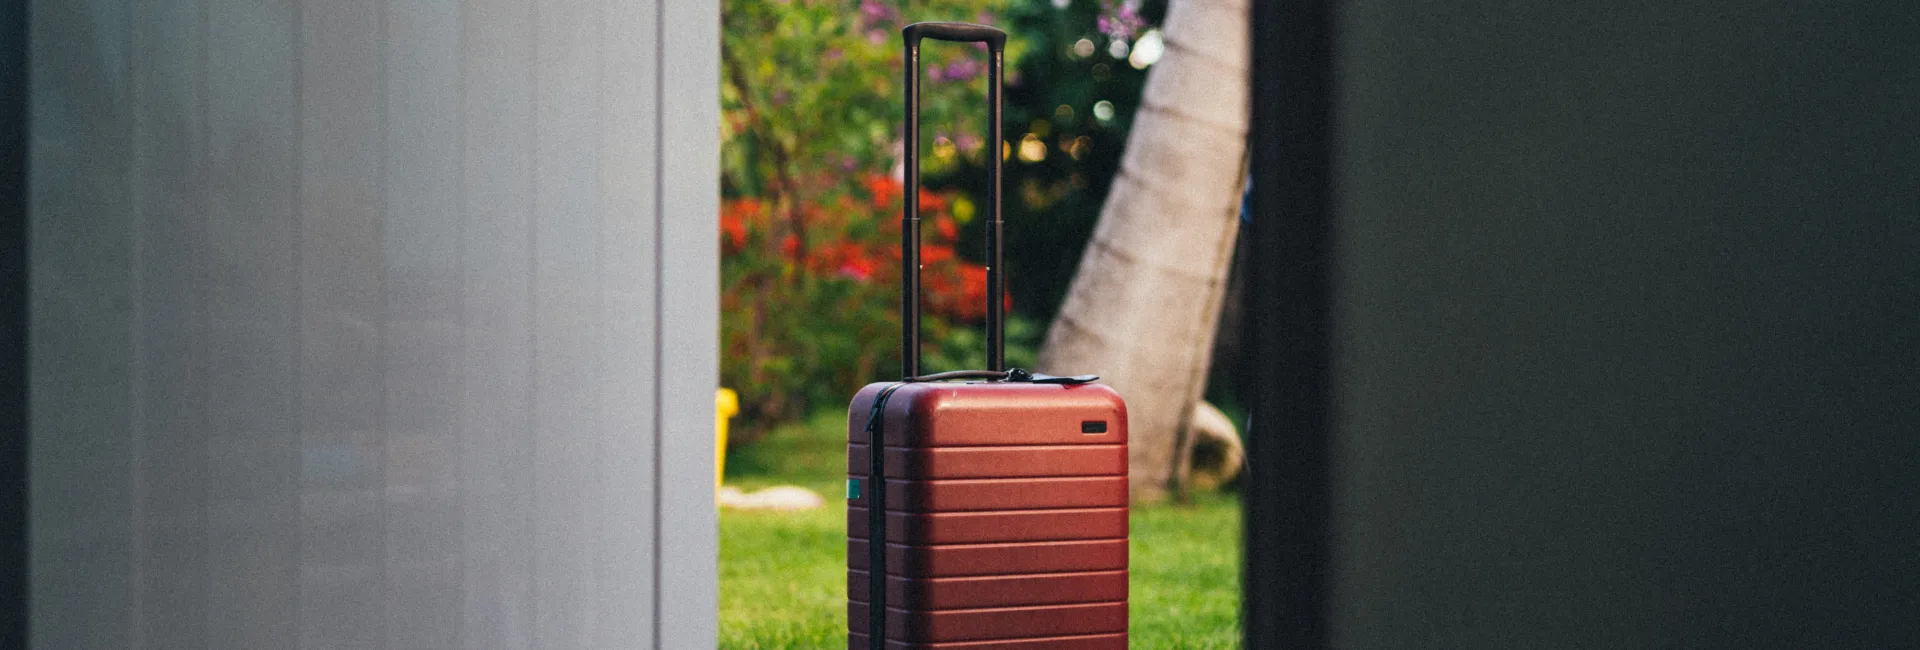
[1036, 0, 1250, 503]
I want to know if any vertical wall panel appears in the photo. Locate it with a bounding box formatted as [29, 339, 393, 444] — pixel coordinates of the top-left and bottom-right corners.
[204, 0, 302, 645]
[656, 1, 721, 646]
[0, 0, 29, 644]
[129, 0, 209, 646]
[29, 0, 718, 647]
[297, 0, 388, 646]
[531, 0, 605, 645]
[28, 0, 136, 644]
[384, 0, 467, 647]
[458, 0, 537, 646]
[1324, 1, 1920, 647]
[594, 0, 661, 645]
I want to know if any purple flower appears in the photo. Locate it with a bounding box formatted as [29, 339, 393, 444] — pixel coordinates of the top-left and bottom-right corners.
[956, 134, 983, 152]
[926, 64, 945, 82]
[1098, 0, 1144, 40]
[859, 0, 897, 27]
[944, 59, 980, 81]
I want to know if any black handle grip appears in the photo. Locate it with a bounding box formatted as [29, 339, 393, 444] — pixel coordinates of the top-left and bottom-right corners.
[902, 21, 1007, 49]
[900, 22, 1006, 379]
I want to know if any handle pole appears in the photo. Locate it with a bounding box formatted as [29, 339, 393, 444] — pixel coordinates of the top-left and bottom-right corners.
[902, 37, 922, 378]
[901, 22, 1007, 379]
[985, 47, 1004, 372]
[889, 28, 1006, 649]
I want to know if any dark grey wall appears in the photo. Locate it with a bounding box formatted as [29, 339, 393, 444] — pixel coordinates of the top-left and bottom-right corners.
[1325, 1, 1919, 647]
[1, 0, 27, 646]
[26, 0, 718, 648]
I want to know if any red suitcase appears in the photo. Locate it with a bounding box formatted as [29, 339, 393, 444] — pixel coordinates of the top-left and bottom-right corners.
[847, 22, 1129, 650]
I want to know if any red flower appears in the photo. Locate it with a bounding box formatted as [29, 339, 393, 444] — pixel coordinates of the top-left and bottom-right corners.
[720, 214, 746, 250]
[935, 216, 958, 241]
[956, 264, 989, 321]
[921, 244, 954, 265]
[811, 242, 864, 277]
[780, 235, 799, 257]
[839, 253, 876, 281]
[924, 274, 956, 303]
[719, 198, 759, 251]
[724, 198, 763, 222]
[866, 175, 901, 209]
[917, 188, 947, 213]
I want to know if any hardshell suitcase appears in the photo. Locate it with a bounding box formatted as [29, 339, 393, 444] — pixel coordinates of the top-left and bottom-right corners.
[847, 22, 1130, 650]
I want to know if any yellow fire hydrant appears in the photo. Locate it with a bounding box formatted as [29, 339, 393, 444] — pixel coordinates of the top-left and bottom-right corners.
[715, 388, 738, 497]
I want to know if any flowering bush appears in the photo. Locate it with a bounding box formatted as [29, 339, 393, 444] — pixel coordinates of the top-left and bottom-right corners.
[721, 171, 999, 433]
[721, 0, 1028, 437]
[721, 0, 1018, 199]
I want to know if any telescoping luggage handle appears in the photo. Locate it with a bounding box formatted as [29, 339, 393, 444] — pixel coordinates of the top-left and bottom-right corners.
[868, 24, 1002, 650]
[902, 21, 1007, 378]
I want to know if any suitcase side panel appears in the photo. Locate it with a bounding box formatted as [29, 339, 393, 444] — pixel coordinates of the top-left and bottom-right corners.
[847, 381, 1130, 646]
[848, 507, 1127, 544]
[847, 476, 1128, 512]
[847, 632, 1126, 650]
[902, 384, 1127, 447]
[848, 538, 1128, 577]
[849, 570, 1129, 609]
[847, 602, 1127, 643]
[890, 476, 1129, 511]
[849, 383, 1128, 447]
[848, 444, 1126, 479]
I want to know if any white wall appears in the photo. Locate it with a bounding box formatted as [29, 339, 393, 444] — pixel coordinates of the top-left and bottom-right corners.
[27, 0, 717, 647]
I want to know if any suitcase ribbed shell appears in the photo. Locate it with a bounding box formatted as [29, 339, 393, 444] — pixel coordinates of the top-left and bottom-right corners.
[848, 381, 1128, 649]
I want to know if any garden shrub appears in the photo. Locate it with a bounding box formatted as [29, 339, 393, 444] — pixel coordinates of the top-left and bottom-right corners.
[722, 0, 1037, 438]
[721, 174, 1018, 436]
[720, 0, 1151, 438]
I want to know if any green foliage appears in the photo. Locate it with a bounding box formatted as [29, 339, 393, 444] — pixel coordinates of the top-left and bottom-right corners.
[951, 0, 1169, 323]
[919, 312, 1041, 375]
[722, 0, 1022, 198]
[720, 0, 1175, 437]
[721, 0, 1037, 438]
[723, 410, 851, 498]
[719, 179, 991, 437]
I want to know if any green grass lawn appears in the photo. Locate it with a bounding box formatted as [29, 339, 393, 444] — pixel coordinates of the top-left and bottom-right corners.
[721, 412, 1241, 649]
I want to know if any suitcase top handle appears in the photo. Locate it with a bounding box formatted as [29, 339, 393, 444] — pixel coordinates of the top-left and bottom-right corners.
[902, 368, 1097, 384]
[901, 21, 1007, 378]
[903, 21, 1008, 48]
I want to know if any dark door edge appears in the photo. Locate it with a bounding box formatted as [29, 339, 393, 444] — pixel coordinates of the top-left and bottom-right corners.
[1242, 0, 1336, 647]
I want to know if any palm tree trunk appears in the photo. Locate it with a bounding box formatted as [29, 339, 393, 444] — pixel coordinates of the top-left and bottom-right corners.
[1036, 0, 1249, 503]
